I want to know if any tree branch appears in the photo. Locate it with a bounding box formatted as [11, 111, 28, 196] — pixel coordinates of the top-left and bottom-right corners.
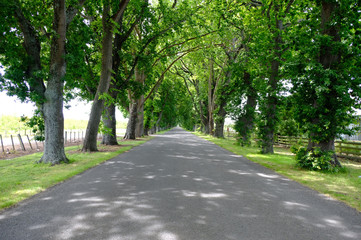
[13, 1, 45, 100]
[66, 0, 86, 29]
[284, 0, 295, 15]
[124, 20, 186, 83]
[112, 0, 130, 23]
[141, 51, 192, 108]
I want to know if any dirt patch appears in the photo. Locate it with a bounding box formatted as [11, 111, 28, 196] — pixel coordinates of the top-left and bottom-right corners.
[0, 141, 83, 160]
[1, 137, 146, 160]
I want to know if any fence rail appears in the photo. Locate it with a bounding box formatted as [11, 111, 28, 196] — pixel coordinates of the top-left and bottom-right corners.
[276, 135, 361, 162]
[1, 128, 129, 157]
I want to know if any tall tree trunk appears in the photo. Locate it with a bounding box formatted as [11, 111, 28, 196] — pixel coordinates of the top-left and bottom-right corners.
[307, 1, 341, 166]
[237, 72, 257, 146]
[260, 9, 283, 154]
[208, 59, 214, 135]
[156, 111, 163, 132]
[135, 95, 144, 137]
[82, 3, 113, 152]
[214, 101, 227, 138]
[135, 70, 145, 138]
[101, 101, 118, 145]
[101, 17, 125, 145]
[200, 104, 208, 134]
[143, 100, 154, 136]
[261, 58, 279, 154]
[82, 0, 129, 151]
[124, 101, 138, 139]
[124, 67, 145, 139]
[40, 0, 68, 164]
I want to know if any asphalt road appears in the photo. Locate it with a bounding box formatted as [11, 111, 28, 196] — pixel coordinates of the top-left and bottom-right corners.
[0, 127, 360, 240]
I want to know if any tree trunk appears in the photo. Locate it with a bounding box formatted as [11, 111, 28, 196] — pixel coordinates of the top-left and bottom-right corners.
[135, 95, 144, 137]
[124, 67, 145, 139]
[101, 16, 125, 146]
[208, 59, 214, 136]
[308, 135, 338, 163]
[307, 1, 341, 166]
[204, 123, 210, 135]
[144, 126, 149, 136]
[124, 101, 138, 139]
[82, 3, 113, 152]
[143, 100, 154, 136]
[135, 69, 145, 137]
[156, 111, 163, 132]
[214, 101, 227, 138]
[260, 13, 283, 154]
[261, 59, 279, 154]
[14, 5, 45, 101]
[237, 72, 257, 146]
[39, 0, 68, 164]
[101, 101, 118, 145]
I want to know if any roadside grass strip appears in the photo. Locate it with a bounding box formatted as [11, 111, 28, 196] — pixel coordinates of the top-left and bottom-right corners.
[0, 137, 151, 210]
[194, 132, 361, 212]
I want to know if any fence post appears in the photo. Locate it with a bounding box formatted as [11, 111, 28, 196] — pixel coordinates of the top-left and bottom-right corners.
[35, 139, 39, 149]
[10, 135, 15, 151]
[65, 131, 67, 144]
[338, 141, 342, 156]
[0, 134, 4, 153]
[27, 135, 33, 150]
[18, 134, 26, 151]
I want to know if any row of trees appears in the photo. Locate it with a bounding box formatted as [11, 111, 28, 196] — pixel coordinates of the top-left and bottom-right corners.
[0, 0, 205, 164]
[0, 0, 360, 168]
[166, 0, 361, 168]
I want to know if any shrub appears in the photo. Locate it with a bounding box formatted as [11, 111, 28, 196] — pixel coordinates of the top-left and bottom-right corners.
[292, 146, 344, 172]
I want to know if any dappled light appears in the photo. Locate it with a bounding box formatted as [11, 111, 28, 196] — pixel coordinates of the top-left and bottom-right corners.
[0, 128, 360, 239]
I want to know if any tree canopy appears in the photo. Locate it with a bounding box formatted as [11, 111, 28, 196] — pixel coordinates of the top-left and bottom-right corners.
[1, 0, 360, 169]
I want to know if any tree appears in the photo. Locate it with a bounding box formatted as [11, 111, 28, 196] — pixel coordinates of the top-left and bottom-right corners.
[82, 0, 130, 152]
[0, 0, 85, 164]
[102, 1, 148, 145]
[290, 0, 361, 167]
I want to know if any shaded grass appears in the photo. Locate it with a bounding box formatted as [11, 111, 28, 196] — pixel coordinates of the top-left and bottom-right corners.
[194, 132, 361, 212]
[0, 137, 151, 210]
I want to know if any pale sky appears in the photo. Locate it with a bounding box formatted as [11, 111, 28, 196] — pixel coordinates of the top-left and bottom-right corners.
[0, 91, 126, 121]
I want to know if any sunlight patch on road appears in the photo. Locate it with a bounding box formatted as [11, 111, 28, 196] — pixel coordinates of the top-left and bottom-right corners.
[229, 169, 252, 175]
[181, 190, 228, 199]
[67, 197, 104, 203]
[283, 201, 309, 210]
[257, 173, 280, 179]
[158, 231, 179, 240]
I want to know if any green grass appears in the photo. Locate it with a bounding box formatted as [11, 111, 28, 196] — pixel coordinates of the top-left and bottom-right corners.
[194, 132, 361, 212]
[0, 137, 151, 210]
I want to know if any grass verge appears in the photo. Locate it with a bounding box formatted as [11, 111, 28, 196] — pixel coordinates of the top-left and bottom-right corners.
[194, 132, 361, 212]
[0, 137, 151, 211]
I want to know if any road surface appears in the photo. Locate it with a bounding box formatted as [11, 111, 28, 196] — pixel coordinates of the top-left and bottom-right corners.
[0, 127, 360, 240]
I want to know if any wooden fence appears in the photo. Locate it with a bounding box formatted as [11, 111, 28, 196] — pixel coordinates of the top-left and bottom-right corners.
[1, 129, 129, 156]
[276, 135, 361, 161]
